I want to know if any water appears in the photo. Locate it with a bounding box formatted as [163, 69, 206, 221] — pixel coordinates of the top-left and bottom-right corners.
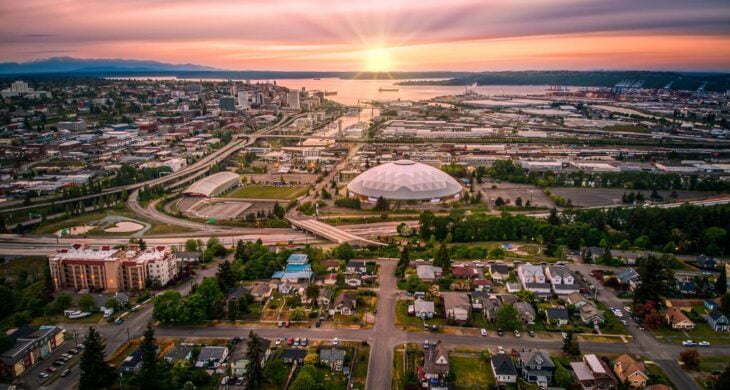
[111, 76, 553, 106]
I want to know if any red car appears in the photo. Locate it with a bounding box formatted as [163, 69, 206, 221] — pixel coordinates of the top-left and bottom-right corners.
[287, 336, 294, 345]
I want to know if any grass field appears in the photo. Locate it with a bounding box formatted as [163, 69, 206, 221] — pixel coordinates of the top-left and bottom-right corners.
[450, 354, 495, 389]
[226, 184, 308, 200]
[352, 344, 370, 389]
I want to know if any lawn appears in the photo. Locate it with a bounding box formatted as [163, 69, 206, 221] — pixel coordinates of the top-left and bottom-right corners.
[654, 323, 730, 345]
[351, 344, 370, 389]
[450, 354, 495, 390]
[395, 300, 445, 329]
[226, 184, 309, 200]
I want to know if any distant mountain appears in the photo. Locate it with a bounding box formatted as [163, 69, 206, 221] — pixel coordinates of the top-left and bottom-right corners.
[0, 57, 222, 74]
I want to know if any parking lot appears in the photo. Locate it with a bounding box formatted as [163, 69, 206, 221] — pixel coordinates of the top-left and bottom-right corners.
[18, 338, 84, 389]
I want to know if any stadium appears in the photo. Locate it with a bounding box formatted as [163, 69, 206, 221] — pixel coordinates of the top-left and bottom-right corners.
[347, 160, 463, 202]
[182, 171, 241, 197]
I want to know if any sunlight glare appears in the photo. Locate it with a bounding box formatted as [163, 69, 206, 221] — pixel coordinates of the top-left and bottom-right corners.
[364, 47, 394, 72]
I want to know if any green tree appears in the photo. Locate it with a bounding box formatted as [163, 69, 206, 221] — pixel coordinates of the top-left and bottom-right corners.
[272, 202, 285, 219]
[562, 331, 580, 356]
[78, 294, 96, 312]
[554, 362, 574, 388]
[184, 239, 198, 252]
[79, 327, 115, 390]
[547, 208, 560, 225]
[396, 245, 410, 277]
[227, 299, 239, 321]
[305, 284, 320, 306]
[433, 243, 451, 272]
[138, 324, 164, 389]
[332, 243, 355, 261]
[716, 365, 730, 390]
[216, 260, 237, 292]
[679, 349, 700, 370]
[244, 331, 265, 390]
[153, 290, 184, 323]
[721, 293, 730, 314]
[263, 359, 288, 386]
[496, 304, 520, 331]
[716, 267, 727, 296]
[633, 255, 675, 307]
[373, 196, 389, 211]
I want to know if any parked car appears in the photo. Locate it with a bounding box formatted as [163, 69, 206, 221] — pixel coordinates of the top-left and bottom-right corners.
[61, 369, 71, 377]
[497, 328, 504, 336]
[302, 337, 308, 346]
[333, 337, 339, 345]
[699, 341, 711, 347]
[430, 324, 438, 332]
[68, 349, 78, 355]
[682, 340, 697, 346]
[528, 330, 535, 337]
[480, 329, 488, 337]
[514, 330, 521, 338]
[46, 367, 58, 373]
[285, 321, 291, 328]
[277, 321, 283, 327]
[561, 332, 568, 339]
[77, 344, 85, 349]
[497, 346, 504, 354]
[294, 337, 300, 346]
[623, 306, 632, 313]
[235, 377, 244, 385]
[53, 360, 65, 367]
[287, 337, 294, 345]
[423, 340, 430, 349]
[275, 338, 282, 346]
[38, 372, 49, 379]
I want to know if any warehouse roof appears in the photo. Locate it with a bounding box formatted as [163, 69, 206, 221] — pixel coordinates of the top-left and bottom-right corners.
[183, 172, 240, 197]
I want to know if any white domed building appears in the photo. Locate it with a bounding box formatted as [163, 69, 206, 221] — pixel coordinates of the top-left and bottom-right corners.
[347, 160, 464, 202]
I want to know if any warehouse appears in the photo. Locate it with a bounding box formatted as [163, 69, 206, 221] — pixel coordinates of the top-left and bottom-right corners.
[183, 172, 240, 197]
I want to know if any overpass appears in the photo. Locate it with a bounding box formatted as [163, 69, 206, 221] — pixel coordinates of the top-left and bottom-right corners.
[287, 216, 384, 247]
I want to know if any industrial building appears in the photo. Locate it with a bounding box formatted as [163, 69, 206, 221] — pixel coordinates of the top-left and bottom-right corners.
[182, 171, 240, 197]
[347, 160, 463, 202]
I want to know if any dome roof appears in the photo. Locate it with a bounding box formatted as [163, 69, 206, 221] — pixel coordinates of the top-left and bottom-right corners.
[347, 160, 463, 201]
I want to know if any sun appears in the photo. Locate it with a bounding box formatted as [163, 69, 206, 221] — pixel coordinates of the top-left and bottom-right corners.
[364, 47, 394, 73]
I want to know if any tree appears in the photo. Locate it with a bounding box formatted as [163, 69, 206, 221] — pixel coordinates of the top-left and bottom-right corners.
[290, 308, 306, 321]
[495, 197, 505, 207]
[272, 202, 285, 219]
[154, 290, 184, 323]
[716, 267, 727, 296]
[304, 352, 319, 365]
[633, 255, 675, 308]
[184, 239, 199, 252]
[496, 304, 520, 331]
[79, 327, 115, 390]
[78, 294, 96, 312]
[244, 331, 264, 390]
[547, 208, 560, 225]
[396, 245, 410, 277]
[716, 365, 730, 390]
[139, 324, 164, 389]
[264, 359, 288, 387]
[554, 362, 573, 388]
[216, 260, 237, 292]
[332, 243, 355, 261]
[721, 293, 730, 314]
[373, 196, 389, 211]
[227, 299, 239, 321]
[433, 243, 451, 272]
[305, 284, 320, 306]
[679, 349, 700, 370]
[562, 331, 580, 356]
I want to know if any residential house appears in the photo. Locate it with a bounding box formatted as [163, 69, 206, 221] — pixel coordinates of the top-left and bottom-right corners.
[281, 349, 307, 365]
[704, 300, 718, 312]
[195, 346, 229, 368]
[231, 336, 271, 377]
[321, 260, 341, 271]
[615, 268, 641, 291]
[412, 299, 436, 319]
[517, 350, 555, 387]
[164, 344, 193, 364]
[582, 246, 605, 262]
[579, 302, 606, 326]
[287, 253, 309, 265]
[226, 286, 251, 306]
[120, 346, 144, 374]
[344, 273, 362, 287]
[317, 288, 334, 307]
[676, 281, 696, 296]
[613, 354, 648, 388]
[567, 292, 588, 308]
[0, 325, 65, 378]
[514, 302, 537, 324]
[491, 353, 518, 384]
[695, 254, 716, 270]
[472, 279, 492, 291]
[322, 273, 338, 286]
[329, 292, 357, 316]
[570, 354, 618, 390]
[443, 293, 470, 322]
[319, 348, 346, 371]
[707, 309, 729, 332]
[517, 264, 551, 294]
[346, 260, 367, 274]
[489, 263, 510, 281]
[546, 266, 579, 295]
[664, 308, 695, 331]
[249, 282, 274, 302]
[451, 265, 478, 279]
[417, 264, 443, 282]
[419, 340, 449, 383]
[499, 294, 520, 305]
[546, 307, 570, 326]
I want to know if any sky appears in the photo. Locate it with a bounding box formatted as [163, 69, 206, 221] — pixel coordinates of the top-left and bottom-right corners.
[1, 0, 729, 72]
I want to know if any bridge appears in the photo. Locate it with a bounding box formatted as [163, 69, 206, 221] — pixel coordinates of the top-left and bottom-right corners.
[287, 215, 384, 247]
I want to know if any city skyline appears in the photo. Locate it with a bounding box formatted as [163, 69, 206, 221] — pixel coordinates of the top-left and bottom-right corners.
[1, 0, 729, 72]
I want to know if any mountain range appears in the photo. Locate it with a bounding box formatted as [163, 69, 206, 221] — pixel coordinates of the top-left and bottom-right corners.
[0, 57, 221, 74]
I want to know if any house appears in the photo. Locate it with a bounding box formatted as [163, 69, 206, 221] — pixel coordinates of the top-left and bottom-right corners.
[287, 253, 309, 265]
[615, 268, 641, 290]
[489, 264, 510, 281]
[472, 279, 492, 291]
[322, 273, 338, 286]
[0, 325, 65, 378]
[164, 344, 193, 364]
[664, 308, 695, 330]
[317, 288, 334, 307]
[120, 346, 144, 374]
[491, 353, 518, 383]
[514, 302, 536, 324]
[517, 264, 551, 294]
[546, 307, 570, 326]
[231, 336, 271, 377]
[582, 246, 605, 262]
[419, 340, 449, 382]
[696, 254, 716, 270]
[451, 265, 478, 279]
[546, 266, 579, 295]
[319, 348, 346, 371]
[195, 346, 229, 368]
[249, 282, 274, 302]
[412, 299, 436, 319]
[344, 273, 362, 287]
[707, 308, 729, 332]
[329, 292, 357, 316]
[517, 350, 555, 387]
[613, 354, 648, 388]
[226, 286, 251, 305]
[175, 251, 201, 263]
[579, 302, 606, 326]
[417, 264, 443, 282]
[704, 300, 718, 312]
[443, 293, 470, 322]
[321, 260, 341, 271]
[567, 292, 588, 308]
[346, 260, 367, 274]
[570, 354, 618, 390]
[281, 348, 307, 365]
[499, 294, 520, 305]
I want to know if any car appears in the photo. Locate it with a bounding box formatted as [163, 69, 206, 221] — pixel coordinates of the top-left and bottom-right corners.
[497, 346, 504, 354]
[235, 377, 245, 385]
[623, 306, 632, 313]
[613, 310, 624, 318]
[480, 328, 488, 337]
[232, 336, 241, 344]
[315, 320, 321, 328]
[621, 320, 628, 326]
[699, 341, 711, 347]
[302, 337, 308, 346]
[277, 321, 283, 327]
[221, 377, 229, 385]
[497, 328, 504, 336]
[38, 372, 49, 379]
[275, 338, 282, 346]
[528, 330, 535, 337]
[68, 349, 78, 355]
[53, 360, 65, 366]
[294, 337, 300, 346]
[61, 354, 72, 359]
[285, 321, 291, 328]
[46, 367, 58, 373]
[287, 337, 294, 345]
[682, 340, 697, 346]
[423, 340, 430, 349]
[514, 330, 521, 338]
[561, 332, 568, 339]
[333, 337, 339, 345]
[61, 369, 71, 377]
[115, 319, 124, 325]
[76, 344, 85, 349]
[430, 324, 439, 332]
[579, 288, 588, 294]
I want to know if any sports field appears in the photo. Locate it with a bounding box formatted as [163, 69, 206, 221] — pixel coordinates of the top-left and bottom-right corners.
[225, 184, 308, 200]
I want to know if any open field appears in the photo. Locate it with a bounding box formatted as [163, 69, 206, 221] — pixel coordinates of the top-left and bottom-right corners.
[450, 353, 495, 389]
[550, 188, 714, 207]
[225, 184, 309, 200]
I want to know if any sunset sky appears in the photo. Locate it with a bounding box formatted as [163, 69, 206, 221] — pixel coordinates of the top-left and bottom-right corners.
[1, 0, 729, 72]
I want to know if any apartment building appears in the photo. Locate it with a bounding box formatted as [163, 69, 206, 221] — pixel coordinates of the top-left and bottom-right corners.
[48, 244, 178, 292]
